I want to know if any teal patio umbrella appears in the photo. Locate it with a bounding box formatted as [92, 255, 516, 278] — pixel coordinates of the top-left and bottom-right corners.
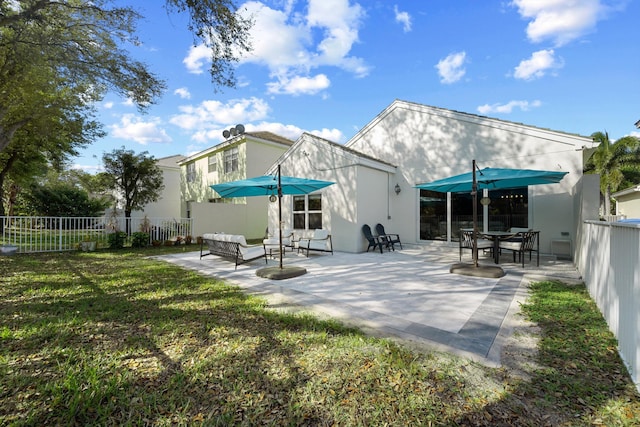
[211, 165, 334, 276]
[416, 161, 568, 270]
[415, 167, 568, 193]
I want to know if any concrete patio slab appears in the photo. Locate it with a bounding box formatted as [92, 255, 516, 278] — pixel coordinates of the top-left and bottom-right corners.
[155, 245, 581, 366]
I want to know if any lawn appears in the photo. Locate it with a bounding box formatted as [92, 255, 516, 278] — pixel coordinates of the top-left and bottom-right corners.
[1, 248, 638, 426]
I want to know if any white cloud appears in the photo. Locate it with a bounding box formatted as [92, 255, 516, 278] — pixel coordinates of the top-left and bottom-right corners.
[513, 49, 563, 80]
[510, 0, 608, 46]
[103, 101, 114, 109]
[266, 74, 330, 95]
[394, 5, 412, 32]
[477, 100, 542, 114]
[174, 87, 191, 99]
[166, 94, 346, 147]
[169, 97, 271, 141]
[185, 0, 369, 95]
[308, 127, 345, 143]
[71, 163, 103, 173]
[110, 114, 172, 144]
[183, 44, 210, 74]
[435, 52, 467, 84]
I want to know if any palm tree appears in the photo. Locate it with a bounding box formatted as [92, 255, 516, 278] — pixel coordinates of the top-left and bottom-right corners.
[584, 131, 640, 215]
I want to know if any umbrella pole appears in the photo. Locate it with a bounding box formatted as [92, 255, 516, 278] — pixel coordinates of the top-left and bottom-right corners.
[278, 164, 283, 270]
[472, 160, 479, 268]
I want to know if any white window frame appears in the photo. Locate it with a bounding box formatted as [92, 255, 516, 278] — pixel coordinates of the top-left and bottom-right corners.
[224, 146, 238, 174]
[208, 155, 217, 173]
[186, 162, 196, 183]
[293, 194, 322, 230]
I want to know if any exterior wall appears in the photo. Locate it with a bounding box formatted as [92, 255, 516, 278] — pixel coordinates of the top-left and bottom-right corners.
[616, 192, 640, 218]
[573, 174, 601, 264]
[268, 134, 394, 253]
[137, 162, 182, 219]
[181, 143, 246, 205]
[577, 220, 640, 392]
[181, 134, 291, 240]
[346, 101, 591, 253]
[355, 166, 396, 252]
[190, 197, 267, 239]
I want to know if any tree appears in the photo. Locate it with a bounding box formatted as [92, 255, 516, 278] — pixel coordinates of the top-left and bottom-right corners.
[163, 0, 253, 89]
[0, 0, 252, 190]
[0, 1, 165, 154]
[101, 148, 164, 233]
[584, 131, 640, 215]
[23, 183, 110, 218]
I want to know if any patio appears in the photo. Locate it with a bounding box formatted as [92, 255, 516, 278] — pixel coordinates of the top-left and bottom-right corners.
[157, 245, 581, 366]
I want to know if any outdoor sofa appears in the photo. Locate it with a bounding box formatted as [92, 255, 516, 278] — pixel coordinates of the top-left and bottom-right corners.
[200, 233, 267, 269]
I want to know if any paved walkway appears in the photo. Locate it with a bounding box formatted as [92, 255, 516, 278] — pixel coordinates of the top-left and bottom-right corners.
[156, 245, 581, 366]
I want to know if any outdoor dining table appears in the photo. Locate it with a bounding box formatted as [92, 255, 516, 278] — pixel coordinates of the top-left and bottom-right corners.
[480, 231, 518, 264]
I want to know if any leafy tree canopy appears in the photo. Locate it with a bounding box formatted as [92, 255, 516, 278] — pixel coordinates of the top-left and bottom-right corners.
[101, 147, 164, 220]
[23, 183, 110, 217]
[584, 131, 640, 214]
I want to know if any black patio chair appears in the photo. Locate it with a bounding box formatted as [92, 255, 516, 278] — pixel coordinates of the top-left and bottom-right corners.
[499, 231, 540, 267]
[375, 223, 403, 250]
[362, 224, 385, 253]
[459, 229, 493, 261]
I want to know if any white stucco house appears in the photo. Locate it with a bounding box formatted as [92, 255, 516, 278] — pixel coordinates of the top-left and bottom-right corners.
[180, 131, 294, 239]
[137, 154, 185, 219]
[612, 185, 640, 218]
[104, 154, 185, 221]
[267, 100, 599, 257]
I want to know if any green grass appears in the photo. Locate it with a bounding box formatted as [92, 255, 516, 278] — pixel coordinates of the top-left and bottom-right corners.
[0, 250, 638, 426]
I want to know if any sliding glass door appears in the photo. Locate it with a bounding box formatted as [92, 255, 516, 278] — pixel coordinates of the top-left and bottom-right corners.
[419, 188, 528, 242]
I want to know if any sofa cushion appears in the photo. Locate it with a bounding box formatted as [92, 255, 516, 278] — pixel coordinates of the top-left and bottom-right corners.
[313, 229, 329, 240]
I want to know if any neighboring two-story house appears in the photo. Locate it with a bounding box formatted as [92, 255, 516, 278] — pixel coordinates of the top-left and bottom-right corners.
[179, 131, 294, 239]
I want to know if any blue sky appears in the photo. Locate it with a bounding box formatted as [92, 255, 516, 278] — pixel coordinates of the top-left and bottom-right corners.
[75, 0, 640, 171]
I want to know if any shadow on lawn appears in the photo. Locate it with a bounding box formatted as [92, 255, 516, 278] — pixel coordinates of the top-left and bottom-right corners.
[1, 252, 359, 425]
[1, 254, 638, 426]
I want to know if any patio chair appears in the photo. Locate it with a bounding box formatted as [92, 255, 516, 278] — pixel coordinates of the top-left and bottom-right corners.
[459, 229, 493, 261]
[362, 224, 385, 253]
[498, 231, 539, 267]
[298, 229, 333, 257]
[375, 223, 403, 250]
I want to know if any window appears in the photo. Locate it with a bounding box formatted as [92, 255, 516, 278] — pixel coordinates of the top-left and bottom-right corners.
[224, 146, 238, 173]
[186, 162, 196, 183]
[293, 194, 322, 230]
[488, 188, 528, 230]
[208, 155, 217, 173]
[419, 187, 529, 242]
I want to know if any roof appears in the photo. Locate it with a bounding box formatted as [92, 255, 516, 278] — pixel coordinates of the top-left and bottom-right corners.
[244, 131, 294, 146]
[347, 99, 593, 147]
[267, 132, 396, 175]
[156, 154, 186, 168]
[179, 131, 294, 164]
[612, 184, 640, 198]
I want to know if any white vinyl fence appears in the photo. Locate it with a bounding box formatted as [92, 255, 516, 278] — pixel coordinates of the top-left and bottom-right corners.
[0, 216, 193, 253]
[577, 220, 640, 391]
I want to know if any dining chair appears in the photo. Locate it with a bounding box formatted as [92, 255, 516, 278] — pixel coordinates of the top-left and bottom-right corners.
[498, 231, 539, 267]
[459, 229, 493, 261]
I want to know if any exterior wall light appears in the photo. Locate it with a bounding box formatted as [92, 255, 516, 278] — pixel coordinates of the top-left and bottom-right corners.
[394, 184, 401, 195]
[269, 194, 278, 203]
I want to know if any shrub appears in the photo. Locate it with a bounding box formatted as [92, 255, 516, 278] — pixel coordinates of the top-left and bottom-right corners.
[107, 231, 128, 249]
[131, 232, 150, 248]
